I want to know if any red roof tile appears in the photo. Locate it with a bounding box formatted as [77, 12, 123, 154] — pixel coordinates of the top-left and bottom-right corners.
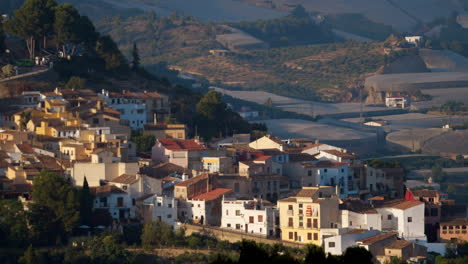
[16, 143, 35, 154]
[110, 174, 138, 184]
[357, 232, 398, 245]
[254, 155, 272, 161]
[302, 143, 323, 151]
[386, 240, 413, 249]
[158, 138, 207, 151]
[175, 173, 209, 187]
[381, 200, 424, 210]
[321, 149, 357, 159]
[190, 188, 232, 201]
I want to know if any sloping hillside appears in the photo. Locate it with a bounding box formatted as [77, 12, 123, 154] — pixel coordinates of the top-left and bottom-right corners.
[240, 0, 461, 32]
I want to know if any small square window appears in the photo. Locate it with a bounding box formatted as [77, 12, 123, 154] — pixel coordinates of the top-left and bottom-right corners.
[387, 215, 392, 220]
[329, 242, 335, 248]
[408, 217, 412, 223]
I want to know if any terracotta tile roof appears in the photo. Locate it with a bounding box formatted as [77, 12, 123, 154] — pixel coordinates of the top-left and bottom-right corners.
[162, 176, 180, 183]
[110, 174, 138, 184]
[254, 155, 272, 161]
[16, 143, 35, 154]
[344, 229, 368, 235]
[289, 153, 317, 162]
[441, 218, 468, 226]
[380, 200, 424, 210]
[175, 173, 209, 187]
[295, 188, 318, 198]
[412, 189, 440, 198]
[321, 149, 357, 159]
[148, 162, 188, 178]
[36, 155, 62, 171]
[302, 143, 323, 151]
[386, 240, 413, 249]
[190, 188, 232, 201]
[158, 138, 207, 151]
[263, 135, 285, 145]
[91, 185, 127, 197]
[278, 197, 297, 203]
[357, 232, 397, 245]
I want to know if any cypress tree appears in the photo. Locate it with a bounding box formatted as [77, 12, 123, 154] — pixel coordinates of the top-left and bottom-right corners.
[131, 42, 140, 71]
[79, 177, 93, 226]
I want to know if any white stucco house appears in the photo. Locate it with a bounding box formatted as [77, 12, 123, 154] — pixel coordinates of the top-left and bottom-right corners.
[302, 160, 350, 198]
[324, 229, 381, 255]
[376, 200, 426, 241]
[98, 91, 147, 130]
[221, 197, 279, 237]
[143, 195, 177, 226]
[92, 185, 134, 220]
[341, 209, 382, 231]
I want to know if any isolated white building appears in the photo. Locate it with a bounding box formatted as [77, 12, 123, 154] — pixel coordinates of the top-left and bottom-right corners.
[221, 198, 279, 237]
[385, 96, 410, 109]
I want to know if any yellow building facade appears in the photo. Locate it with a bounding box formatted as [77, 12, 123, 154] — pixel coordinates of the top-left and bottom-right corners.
[278, 186, 340, 245]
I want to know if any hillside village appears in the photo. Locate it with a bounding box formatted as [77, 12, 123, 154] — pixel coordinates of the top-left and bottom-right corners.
[0, 86, 467, 263]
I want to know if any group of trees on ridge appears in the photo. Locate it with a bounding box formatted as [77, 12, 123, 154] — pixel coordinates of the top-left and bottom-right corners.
[230, 5, 335, 47]
[0, 0, 128, 76]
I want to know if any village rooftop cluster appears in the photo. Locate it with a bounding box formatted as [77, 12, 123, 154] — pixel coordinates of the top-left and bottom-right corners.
[0, 88, 467, 264]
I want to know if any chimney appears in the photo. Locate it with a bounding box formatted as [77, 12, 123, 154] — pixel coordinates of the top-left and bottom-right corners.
[101, 89, 105, 95]
[315, 139, 319, 144]
[54, 87, 59, 94]
[182, 172, 189, 181]
[336, 185, 339, 196]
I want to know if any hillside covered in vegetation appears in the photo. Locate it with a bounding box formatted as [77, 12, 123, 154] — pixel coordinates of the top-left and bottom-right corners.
[96, 12, 406, 102]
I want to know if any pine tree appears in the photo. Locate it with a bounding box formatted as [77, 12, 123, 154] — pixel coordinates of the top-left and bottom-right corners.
[131, 42, 140, 71]
[4, 0, 57, 59]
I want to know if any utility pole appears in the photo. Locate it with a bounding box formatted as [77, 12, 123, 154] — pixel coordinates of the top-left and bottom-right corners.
[359, 87, 364, 127]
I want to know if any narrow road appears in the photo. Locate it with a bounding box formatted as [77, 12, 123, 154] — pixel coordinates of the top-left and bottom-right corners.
[0, 67, 50, 83]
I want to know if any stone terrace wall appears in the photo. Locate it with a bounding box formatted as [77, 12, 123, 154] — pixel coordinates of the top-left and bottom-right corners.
[181, 224, 304, 248]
